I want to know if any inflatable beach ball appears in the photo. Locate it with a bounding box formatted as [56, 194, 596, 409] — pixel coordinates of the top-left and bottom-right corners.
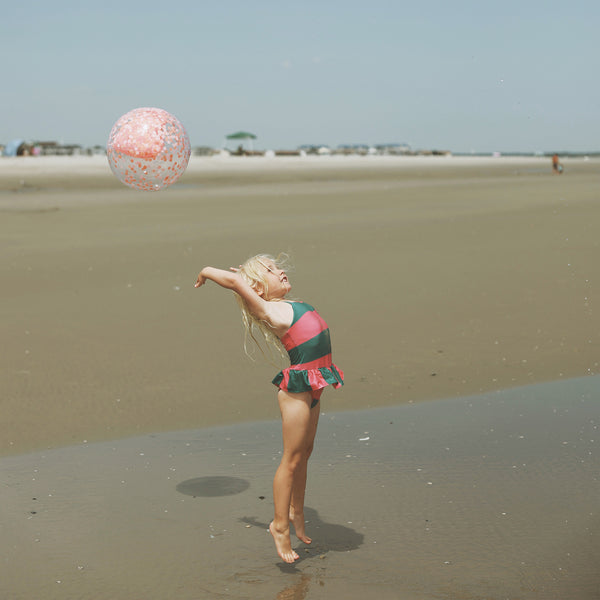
[107, 107, 191, 191]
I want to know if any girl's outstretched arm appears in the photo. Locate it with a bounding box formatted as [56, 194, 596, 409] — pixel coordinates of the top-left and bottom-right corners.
[194, 266, 236, 289]
[194, 266, 249, 294]
[194, 266, 291, 330]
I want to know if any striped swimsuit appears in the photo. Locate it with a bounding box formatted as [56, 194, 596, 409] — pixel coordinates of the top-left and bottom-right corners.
[272, 301, 344, 402]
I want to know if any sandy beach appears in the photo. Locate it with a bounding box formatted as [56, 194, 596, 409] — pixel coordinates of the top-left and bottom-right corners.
[1, 154, 599, 454]
[1, 154, 599, 598]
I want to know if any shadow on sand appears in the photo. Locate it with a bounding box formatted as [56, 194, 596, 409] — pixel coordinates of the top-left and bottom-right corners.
[240, 506, 364, 571]
[176, 475, 250, 497]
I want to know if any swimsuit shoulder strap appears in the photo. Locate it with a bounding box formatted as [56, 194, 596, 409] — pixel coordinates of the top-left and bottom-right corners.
[284, 301, 315, 325]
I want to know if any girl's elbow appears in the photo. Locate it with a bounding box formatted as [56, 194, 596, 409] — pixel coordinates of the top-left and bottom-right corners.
[228, 274, 246, 291]
[210, 269, 238, 289]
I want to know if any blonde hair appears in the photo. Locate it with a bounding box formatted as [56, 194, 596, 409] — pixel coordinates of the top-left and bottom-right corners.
[235, 253, 292, 363]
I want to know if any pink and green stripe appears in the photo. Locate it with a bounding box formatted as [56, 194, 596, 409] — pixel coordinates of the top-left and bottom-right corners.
[272, 302, 344, 395]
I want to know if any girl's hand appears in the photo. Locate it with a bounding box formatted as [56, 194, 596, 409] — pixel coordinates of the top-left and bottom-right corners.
[194, 273, 207, 288]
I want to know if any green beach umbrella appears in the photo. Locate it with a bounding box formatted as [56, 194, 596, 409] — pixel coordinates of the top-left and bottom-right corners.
[226, 131, 257, 140]
[225, 131, 257, 151]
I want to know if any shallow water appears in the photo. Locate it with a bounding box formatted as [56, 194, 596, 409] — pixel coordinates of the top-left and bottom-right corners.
[1, 376, 598, 599]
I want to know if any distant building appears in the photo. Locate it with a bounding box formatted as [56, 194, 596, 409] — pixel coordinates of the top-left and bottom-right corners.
[2, 140, 107, 157]
[297, 144, 331, 155]
[336, 144, 370, 155]
[34, 141, 84, 156]
[192, 146, 215, 156]
[374, 143, 411, 155]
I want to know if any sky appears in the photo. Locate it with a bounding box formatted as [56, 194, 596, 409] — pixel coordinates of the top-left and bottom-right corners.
[1, 0, 599, 153]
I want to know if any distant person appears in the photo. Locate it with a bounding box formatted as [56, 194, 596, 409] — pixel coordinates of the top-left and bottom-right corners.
[552, 153, 563, 174]
[194, 254, 344, 563]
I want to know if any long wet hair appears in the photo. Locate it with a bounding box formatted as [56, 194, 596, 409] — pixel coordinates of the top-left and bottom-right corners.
[235, 253, 292, 363]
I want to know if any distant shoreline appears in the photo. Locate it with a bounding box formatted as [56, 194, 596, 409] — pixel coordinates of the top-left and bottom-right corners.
[0, 153, 571, 199]
[0, 151, 575, 178]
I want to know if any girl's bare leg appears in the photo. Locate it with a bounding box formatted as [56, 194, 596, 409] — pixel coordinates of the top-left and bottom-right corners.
[289, 398, 319, 543]
[270, 390, 317, 563]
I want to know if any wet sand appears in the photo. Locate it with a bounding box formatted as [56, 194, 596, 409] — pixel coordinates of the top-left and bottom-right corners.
[1, 155, 599, 598]
[1, 377, 598, 599]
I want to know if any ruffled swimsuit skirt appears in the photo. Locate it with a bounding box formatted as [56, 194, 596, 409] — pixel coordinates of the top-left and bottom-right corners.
[272, 301, 344, 400]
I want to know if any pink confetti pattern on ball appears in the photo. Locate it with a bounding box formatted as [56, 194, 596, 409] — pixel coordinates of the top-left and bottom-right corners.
[107, 107, 191, 191]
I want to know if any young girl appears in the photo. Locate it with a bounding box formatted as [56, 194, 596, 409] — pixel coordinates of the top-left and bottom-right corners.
[194, 254, 343, 563]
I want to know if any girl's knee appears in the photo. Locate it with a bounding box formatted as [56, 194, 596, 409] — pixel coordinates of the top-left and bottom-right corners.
[281, 453, 307, 473]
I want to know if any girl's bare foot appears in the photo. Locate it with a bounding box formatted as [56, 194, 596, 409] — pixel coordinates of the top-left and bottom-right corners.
[289, 511, 312, 544]
[269, 521, 299, 563]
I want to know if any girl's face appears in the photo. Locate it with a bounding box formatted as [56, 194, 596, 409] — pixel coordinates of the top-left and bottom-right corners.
[257, 258, 291, 300]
